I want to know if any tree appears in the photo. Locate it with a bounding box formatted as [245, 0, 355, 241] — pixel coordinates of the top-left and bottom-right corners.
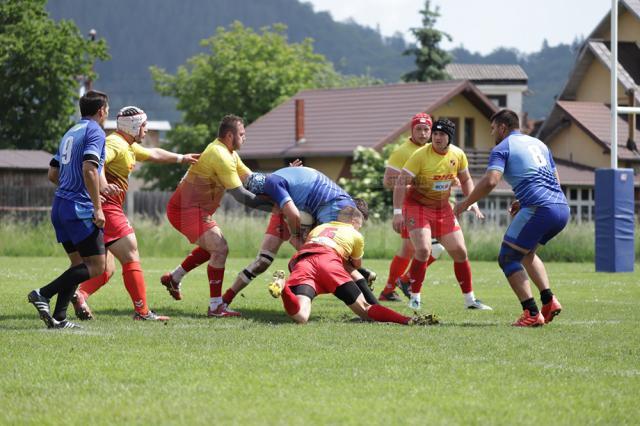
[0, 0, 109, 151]
[338, 143, 399, 221]
[402, 0, 452, 82]
[143, 21, 379, 189]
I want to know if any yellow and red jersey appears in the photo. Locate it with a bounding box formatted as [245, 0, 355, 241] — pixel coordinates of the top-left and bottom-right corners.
[386, 138, 423, 171]
[104, 132, 152, 206]
[403, 143, 468, 209]
[305, 221, 364, 261]
[170, 139, 251, 213]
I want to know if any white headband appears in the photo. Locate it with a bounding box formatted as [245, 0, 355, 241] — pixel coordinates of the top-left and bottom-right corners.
[117, 107, 147, 138]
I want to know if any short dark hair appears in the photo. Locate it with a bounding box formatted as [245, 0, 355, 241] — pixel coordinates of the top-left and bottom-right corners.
[490, 109, 520, 130]
[217, 114, 244, 139]
[353, 198, 369, 221]
[79, 90, 108, 117]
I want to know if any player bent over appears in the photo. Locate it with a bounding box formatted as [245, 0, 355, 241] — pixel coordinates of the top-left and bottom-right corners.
[454, 109, 568, 326]
[268, 207, 438, 326]
[68, 106, 199, 321]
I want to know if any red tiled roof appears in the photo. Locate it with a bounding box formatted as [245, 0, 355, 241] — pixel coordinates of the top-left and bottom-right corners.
[0, 150, 52, 170]
[556, 101, 640, 161]
[242, 80, 498, 159]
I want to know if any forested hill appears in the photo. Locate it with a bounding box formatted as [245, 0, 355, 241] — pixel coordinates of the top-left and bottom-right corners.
[46, 0, 578, 122]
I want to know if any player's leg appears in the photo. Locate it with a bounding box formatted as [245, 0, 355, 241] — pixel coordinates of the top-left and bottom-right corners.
[337, 283, 413, 325]
[108, 233, 169, 321]
[196, 226, 238, 317]
[223, 215, 288, 307]
[405, 227, 432, 310]
[380, 235, 413, 301]
[72, 251, 115, 320]
[438, 228, 492, 310]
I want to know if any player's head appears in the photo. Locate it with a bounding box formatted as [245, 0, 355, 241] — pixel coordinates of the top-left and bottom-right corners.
[245, 172, 267, 195]
[410, 112, 432, 145]
[337, 206, 364, 230]
[353, 198, 369, 222]
[490, 109, 520, 144]
[117, 106, 147, 142]
[432, 118, 455, 147]
[79, 90, 109, 125]
[218, 114, 245, 150]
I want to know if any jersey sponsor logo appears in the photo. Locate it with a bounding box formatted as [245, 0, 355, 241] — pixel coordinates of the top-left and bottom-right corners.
[433, 174, 455, 180]
[433, 181, 451, 191]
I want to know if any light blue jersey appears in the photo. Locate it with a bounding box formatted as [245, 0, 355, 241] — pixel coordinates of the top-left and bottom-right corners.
[53, 119, 106, 207]
[264, 167, 354, 222]
[487, 131, 567, 207]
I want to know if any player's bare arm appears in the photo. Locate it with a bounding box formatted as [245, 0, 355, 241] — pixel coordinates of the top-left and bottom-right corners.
[392, 170, 413, 233]
[454, 170, 502, 216]
[457, 169, 485, 219]
[383, 167, 400, 190]
[82, 160, 104, 228]
[147, 148, 200, 165]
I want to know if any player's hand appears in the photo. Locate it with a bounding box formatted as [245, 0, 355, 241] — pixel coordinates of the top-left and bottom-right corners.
[469, 203, 485, 220]
[93, 208, 105, 228]
[453, 201, 467, 216]
[100, 183, 121, 197]
[392, 213, 404, 234]
[508, 200, 520, 217]
[289, 159, 303, 167]
[183, 153, 200, 164]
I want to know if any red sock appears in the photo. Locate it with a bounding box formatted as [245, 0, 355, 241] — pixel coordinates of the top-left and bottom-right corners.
[78, 270, 112, 297]
[122, 261, 148, 315]
[454, 260, 473, 294]
[384, 255, 411, 291]
[222, 288, 236, 305]
[207, 265, 224, 298]
[367, 304, 411, 325]
[427, 255, 437, 266]
[281, 285, 300, 316]
[181, 247, 210, 272]
[408, 258, 427, 293]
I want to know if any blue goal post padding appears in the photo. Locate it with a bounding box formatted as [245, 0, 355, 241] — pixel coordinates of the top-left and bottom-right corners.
[594, 168, 635, 272]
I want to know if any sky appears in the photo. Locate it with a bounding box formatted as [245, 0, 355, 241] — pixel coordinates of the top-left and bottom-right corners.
[306, 0, 612, 54]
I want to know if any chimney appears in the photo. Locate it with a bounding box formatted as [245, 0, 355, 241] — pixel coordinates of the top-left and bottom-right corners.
[295, 99, 305, 144]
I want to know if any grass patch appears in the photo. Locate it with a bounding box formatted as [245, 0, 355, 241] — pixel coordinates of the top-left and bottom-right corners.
[1, 257, 639, 424]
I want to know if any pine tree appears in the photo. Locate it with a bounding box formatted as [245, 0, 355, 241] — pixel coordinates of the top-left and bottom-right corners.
[402, 0, 452, 82]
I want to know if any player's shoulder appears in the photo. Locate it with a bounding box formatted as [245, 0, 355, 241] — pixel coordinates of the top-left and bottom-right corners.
[86, 119, 106, 136]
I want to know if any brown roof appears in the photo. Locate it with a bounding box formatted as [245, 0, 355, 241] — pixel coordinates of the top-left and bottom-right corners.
[588, 0, 640, 40]
[553, 101, 640, 161]
[445, 64, 528, 82]
[0, 150, 52, 170]
[242, 80, 498, 159]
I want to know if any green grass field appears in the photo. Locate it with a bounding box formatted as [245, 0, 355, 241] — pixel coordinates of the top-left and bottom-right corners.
[1, 256, 639, 425]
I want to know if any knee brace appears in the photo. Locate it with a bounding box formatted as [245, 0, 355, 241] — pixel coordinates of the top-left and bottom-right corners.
[238, 251, 275, 283]
[498, 243, 525, 277]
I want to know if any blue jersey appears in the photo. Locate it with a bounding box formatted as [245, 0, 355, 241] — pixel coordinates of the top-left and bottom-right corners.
[53, 119, 106, 207]
[487, 131, 567, 207]
[264, 167, 351, 216]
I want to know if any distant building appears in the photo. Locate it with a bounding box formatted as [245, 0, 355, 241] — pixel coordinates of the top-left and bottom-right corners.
[537, 0, 640, 219]
[0, 150, 54, 217]
[445, 63, 529, 119]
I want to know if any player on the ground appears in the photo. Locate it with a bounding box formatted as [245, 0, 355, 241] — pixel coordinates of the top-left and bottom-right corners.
[454, 109, 568, 327]
[379, 112, 445, 302]
[161, 166, 378, 311]
[393, 118, 492, 311]
[27, 90, 110, 329]
[267, 206, 438, 326]
[161, 114, 273, 317]
[69, 106, 199, 321]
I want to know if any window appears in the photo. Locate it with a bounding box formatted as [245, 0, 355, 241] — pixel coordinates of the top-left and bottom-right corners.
[464, 118, 474, 149]
[487, 95, 507, 108]
[563, 185, 594, 223]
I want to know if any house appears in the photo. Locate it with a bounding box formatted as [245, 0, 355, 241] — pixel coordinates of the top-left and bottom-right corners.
[242, 79, 499, 181]
[445, 63, 529, 119]
[0, 150, 55, 217]
[537, 0, 640, 219]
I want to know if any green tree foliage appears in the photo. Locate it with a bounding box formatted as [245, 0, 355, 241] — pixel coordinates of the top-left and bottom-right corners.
[338, 143, 399, 221]
[0, 0, 109, 151]
[402, 0, 452, 82]
[142, 22, 379, 189]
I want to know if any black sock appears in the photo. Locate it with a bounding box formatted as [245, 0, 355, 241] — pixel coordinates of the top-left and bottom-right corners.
[357, 268, 371, 281]
[53, 284, 79, 321]
[355, 279, 378, 305]
[520, 298, 539, 316]
[540, 289, 554, 305]
[40, 264, 90, 300]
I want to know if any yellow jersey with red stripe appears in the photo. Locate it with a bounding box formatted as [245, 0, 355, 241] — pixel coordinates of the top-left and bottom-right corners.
[403, 143, 468, 208]
[386, 138, 423, 171]
[104, 132, 152, 205]
[171, 139, 251, 213]
[306, 221, 364, 260]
